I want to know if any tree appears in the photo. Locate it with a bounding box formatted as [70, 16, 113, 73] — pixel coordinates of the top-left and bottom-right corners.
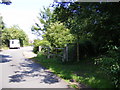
[31, 7, 55, 37]
[0, 16, 5, 48]
[33, 39, 50, 53]
[53, 2, 120, 53]
[44, 21, 74, 48]
[0, 0, 12, 5]
[2, 25, 29, 47]
[0, 16, 5, 29]
[52, 2, 120, 87]
[53, 2, 95, 61]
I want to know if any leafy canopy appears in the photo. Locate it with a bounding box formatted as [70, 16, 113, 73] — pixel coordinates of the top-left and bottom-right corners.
[44, 21, 74, 48]
[2, 25, 29, 46]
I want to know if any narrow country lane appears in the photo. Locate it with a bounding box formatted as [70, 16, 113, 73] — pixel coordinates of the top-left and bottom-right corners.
[0, 46, 70, 88]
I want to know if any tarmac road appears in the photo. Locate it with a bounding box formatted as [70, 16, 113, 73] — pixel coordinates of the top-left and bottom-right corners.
[0, 46, 70, 89]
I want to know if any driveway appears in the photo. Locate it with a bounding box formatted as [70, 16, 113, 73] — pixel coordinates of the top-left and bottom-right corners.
[0, 46, 70, 89]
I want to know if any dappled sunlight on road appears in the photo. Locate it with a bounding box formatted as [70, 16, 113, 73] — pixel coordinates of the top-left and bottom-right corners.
[1, 46, 69, 88]
[0, 54, 12, 63]
[9, 58, 61, 84]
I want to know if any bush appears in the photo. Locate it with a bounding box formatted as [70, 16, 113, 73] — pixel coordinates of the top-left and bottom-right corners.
[33, 39, 50, 54]
[33, 46, 39, 54]
[94, 49, 120, 88]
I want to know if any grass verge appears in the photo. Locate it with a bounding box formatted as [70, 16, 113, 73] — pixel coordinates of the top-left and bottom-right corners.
[1, 46, 9, 50]
[32, 52, 114, 89]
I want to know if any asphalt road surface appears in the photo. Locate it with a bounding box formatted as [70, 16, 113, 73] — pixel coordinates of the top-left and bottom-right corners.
[0, 46, 70, 89]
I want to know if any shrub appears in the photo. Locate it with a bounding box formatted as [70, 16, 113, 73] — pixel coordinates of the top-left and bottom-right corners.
[94, 49, 120, 88]
[33, 39, 50, 54]
[33, 46, 39, 54]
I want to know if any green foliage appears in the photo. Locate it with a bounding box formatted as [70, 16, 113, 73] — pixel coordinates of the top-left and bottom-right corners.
[68, 39, 96, 62]
[32, 7, 55, 36]
[33, 39, 41, 54]
[44, 21, 74, 48]
[32, 7, 74, 49]
[32, 53, 113, 88]
[70, 84, 79, 88]
[53, 2, 120, 53]
[31, 2, 120, 88]
[94, 49, 120, 88]
[33, 39, 50, 53]
[0, 16, 5, 29]
[34, 39, 50, 47]
[33, 46, 39, 54]
[1, 25, 29, 47]
[53, 3, 120, 87]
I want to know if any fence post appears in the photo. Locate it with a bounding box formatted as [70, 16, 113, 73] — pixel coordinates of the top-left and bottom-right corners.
[66, 46, 68, 62]
[62, 46, 68, 62]
[62, 47, 66, 62]
[39, 46, 42, 52]
[47, 47, 50, 59]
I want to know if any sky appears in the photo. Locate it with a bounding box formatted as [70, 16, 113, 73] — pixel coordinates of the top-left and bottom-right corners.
[0, 0, 54, 41]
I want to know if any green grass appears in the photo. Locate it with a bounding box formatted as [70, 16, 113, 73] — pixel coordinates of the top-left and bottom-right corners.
[32, 53, 114, 88]
[1, 46, 9, 50]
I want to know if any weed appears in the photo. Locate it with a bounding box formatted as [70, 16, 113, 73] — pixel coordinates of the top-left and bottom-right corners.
[32, 53, 114, 88]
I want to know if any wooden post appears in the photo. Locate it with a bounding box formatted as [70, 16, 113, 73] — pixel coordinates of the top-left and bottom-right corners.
[62, 47, 65, 62]
[66, 46, 68, 62]
[39, 46, 42, 52]
[47, 47, 50, 59]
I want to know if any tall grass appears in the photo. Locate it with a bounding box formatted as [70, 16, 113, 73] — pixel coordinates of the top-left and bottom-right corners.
[32, 52, 114, 88]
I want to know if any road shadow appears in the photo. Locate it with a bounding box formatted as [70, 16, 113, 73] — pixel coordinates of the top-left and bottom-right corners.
[9, 59, 61, 84]
[0, 54, 12, 63]
[40, 71, 59, 84]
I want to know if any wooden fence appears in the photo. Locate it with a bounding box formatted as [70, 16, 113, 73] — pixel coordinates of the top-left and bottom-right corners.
[39, 46, 68, 62]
